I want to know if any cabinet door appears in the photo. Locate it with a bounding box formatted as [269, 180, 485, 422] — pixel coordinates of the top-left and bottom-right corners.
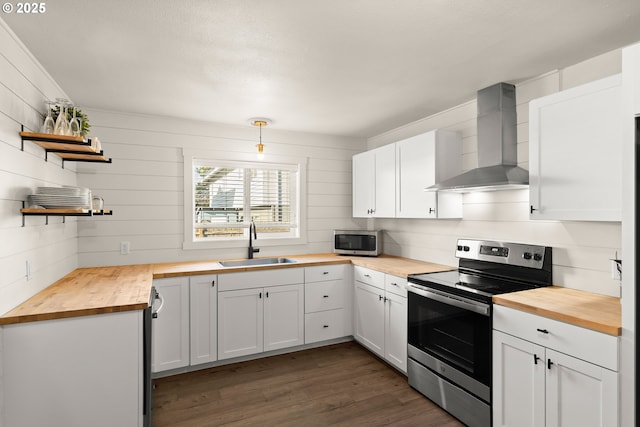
[263, 283, 304, 352]
[189, 274, 217, 366]
[529, 75, 622, 221]
[492, 330, 546, 427]
[373, 143, 396, 217]
[545, 349, 619, 427]
[152, 277, 190, 372]
[354, 281, 385, 357]
[384, 291, 407, 373]
[218, 288, 263, 360]
[352, 150, 375, 217]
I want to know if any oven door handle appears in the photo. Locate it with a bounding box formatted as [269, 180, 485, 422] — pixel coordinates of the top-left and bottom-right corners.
[407, 284, 490, 316]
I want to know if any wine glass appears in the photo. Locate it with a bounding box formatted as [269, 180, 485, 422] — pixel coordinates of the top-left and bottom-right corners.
[68, 105, 82, 138]
[41, 100, 55, 134]
[53, 98, 70, 136]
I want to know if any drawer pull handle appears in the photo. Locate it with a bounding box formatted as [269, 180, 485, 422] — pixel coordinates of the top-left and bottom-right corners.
[536, 328, 549, 334]
[323, 325, 329, 328]
[533, 354, 540, 365]
[547, 359, 554, 370]
[391, 282, 398, 286]
[323, 271, 329, 275]
[364, 274, 371, 278]
[323, 295, 329, 298]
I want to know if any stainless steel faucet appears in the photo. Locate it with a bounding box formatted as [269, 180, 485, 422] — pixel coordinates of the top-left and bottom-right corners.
[248, 220, 259, 259]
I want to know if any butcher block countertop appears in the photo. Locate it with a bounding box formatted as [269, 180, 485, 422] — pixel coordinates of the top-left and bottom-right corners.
[493, 286, 621, 336]
[0, 254, 452, 326]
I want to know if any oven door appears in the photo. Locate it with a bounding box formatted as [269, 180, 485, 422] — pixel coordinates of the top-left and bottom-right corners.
[407, 283, 492, 401]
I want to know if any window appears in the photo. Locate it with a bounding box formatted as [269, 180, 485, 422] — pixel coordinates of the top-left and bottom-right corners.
[184, 150, 305, 249]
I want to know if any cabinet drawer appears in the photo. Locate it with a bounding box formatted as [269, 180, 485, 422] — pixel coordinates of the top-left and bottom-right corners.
[305, 309, 345, 344]
[305, 264, 346, 283]
[384, 274, 407, 297]
[354, 266, 384, 289]
[305, 280, 344, 313]
[493, 305, 619, 371]
[218, 267, 304, 291]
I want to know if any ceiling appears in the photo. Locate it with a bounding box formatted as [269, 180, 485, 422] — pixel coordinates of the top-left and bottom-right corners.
[4, 0, 640, 138]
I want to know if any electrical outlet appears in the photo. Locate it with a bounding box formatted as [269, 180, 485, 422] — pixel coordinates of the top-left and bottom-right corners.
[120, 241, 130, 255]
[26, 260, 32, 281]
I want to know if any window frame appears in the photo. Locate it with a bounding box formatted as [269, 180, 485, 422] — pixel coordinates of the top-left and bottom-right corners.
[183, 148, 307, 250]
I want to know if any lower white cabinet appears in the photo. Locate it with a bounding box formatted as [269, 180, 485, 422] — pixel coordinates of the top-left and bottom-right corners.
[218, 276, 304, 360]
[493, 305, 619, 427]
[217, 284, 304, 359]
[354, 266, 408, 373]
[189, 274, 218, 366]
[304, 264, 349, 344]
[2, 311, 143, 427]
[152, 276, 190, 372]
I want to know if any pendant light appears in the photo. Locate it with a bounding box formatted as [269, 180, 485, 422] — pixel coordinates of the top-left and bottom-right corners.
[249, 118, 271, 160]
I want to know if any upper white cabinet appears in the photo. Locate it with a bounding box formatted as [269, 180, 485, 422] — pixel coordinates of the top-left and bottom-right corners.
[395, 130, 462, 218]
[353, 129, 462, 219]
[529, 74, 622, 221]
[353, 143, 396, 217]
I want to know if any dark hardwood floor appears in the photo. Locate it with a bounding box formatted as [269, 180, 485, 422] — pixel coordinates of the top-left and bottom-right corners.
[152, 341, 464, 426]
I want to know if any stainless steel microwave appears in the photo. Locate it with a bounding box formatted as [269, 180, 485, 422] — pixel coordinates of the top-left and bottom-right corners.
[333, 230, 382, 256]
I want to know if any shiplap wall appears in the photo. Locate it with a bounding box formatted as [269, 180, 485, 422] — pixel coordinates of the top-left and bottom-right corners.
[0, 20, 78, 314]
[368, 49, 623, 297]
[75, 110, 366, 266]
[0, 19, 78, 425]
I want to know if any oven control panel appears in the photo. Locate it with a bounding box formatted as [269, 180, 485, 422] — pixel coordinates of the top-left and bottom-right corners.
[456, 239, 548, 269]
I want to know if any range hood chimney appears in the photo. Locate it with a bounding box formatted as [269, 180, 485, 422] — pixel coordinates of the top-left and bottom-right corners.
[426, 82, 529, 192]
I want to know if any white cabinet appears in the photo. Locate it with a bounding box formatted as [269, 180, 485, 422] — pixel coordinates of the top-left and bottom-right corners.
[395, 130, 463, 218]
[493, 305, 619, 427]
[152, 276, 190, 372]
[529, 74, 623, 221]
[217, 268, 305, 360]
[353, 266, 408, 373]
[2, 311, 143, 427]
[304, 264, 349, 344]
[189, 274, 217, 366]
[353, 143, 396, 217]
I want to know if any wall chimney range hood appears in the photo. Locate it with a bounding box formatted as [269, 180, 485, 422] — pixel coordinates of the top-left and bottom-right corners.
[426, 82, 529, 192]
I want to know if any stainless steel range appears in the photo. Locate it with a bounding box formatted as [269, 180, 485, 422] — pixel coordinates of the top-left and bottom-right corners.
[407, 239, 552, 427]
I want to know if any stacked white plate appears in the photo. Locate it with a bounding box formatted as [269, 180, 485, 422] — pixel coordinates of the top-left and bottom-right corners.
[28, 186, 91, 209]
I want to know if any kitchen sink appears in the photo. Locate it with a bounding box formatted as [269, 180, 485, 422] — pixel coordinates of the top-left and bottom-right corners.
[218, 257, 297, 268]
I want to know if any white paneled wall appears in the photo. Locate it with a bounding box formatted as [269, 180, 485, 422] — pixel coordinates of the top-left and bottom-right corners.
[76, 110, 366, 266]
[0, 19, 78, 426]
[369, 49, 623, 297]
[0, 19, 78, 315]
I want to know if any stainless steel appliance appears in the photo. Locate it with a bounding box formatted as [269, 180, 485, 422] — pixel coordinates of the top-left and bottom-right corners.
[333, 229, 382, 256]
[407, 239, 552, 427]
[144, 286, 164, 427]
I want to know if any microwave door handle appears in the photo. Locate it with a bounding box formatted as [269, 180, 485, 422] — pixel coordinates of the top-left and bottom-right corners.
[407, 284, 490, 316]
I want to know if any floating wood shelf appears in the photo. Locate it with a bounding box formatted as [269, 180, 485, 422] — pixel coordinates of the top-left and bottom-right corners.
[20, 130, 112, 168]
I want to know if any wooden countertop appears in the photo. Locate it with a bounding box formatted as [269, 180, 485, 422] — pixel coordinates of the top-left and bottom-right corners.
[0, 254, 453, 326]
[493, 286, 621, 336]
